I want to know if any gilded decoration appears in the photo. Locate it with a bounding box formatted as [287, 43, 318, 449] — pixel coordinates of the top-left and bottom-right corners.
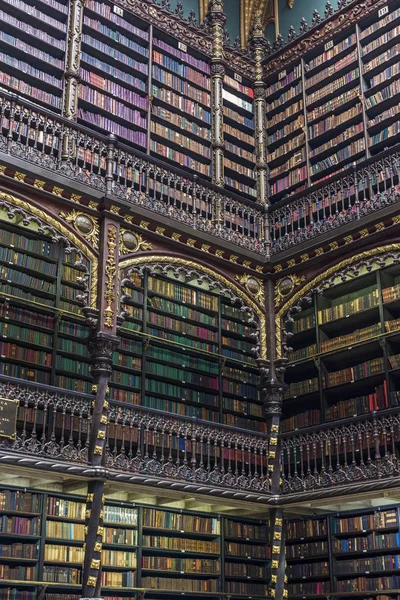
[120, 230, 152, 255]
[235, 274, 264, 304]
[275, 274, 306, 306]
[104, 226, 117, 329]
[1, 193, 97, 308]
[120, 255, 267, 360]
[60, 209, 99, 250]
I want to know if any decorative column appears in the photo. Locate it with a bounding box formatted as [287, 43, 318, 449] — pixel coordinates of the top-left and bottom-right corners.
[250, 10, 268, 207]
[81, 216, 120, 600]
[208, 0, 226, 187]
[63, 0, 84, 120]
[257, 277, 288, 600]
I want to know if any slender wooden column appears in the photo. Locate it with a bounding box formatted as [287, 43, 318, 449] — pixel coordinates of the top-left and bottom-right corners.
[81, 216, 121, 599]
[208, 0, 226, 187]
[258, 277, 288, 599]
[250, 10, 268, 207]
[64, 0, 84, 119]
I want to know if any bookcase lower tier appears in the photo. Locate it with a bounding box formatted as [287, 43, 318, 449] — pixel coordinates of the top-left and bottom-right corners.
[0, 486, 271, 600]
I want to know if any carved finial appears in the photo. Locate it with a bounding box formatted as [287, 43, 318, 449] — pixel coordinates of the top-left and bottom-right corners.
[233, 35, 241, 50]
[324, 1, 334, 17]
[208, 0, 224, 13]
[187, 9, 197, 25]
[273, 33, 285, 51]
[312, 9, 321, 25]
[337, 0, 348, 8]
[287, 25, 297, 42]
[262, 38, 273, 54]
[299, 18, 309, 34]
[175, 2, 184, 18]
[251, 8, 264, 38]
[224, 29, 231, 45]
[161, 0, 171, 10]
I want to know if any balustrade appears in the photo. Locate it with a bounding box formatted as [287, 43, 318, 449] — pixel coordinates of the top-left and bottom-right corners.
[281, 409, 400, 495]
[0, 91, 264, 254]
[269, 151, 400, 254]
[0, 375, 270, 496]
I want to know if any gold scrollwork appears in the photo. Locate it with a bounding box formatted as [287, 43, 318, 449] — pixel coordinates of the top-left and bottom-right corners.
[275, 274, 306, 306]
[60, 209, 99, 250]
[104, 226, 117, 328]
[120, 230, 152, 255]
[235, 274, 264, 305]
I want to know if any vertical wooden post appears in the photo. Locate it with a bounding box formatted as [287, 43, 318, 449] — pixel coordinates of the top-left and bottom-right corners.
[208, 0, 226, 187]
[81, 216, 121, 599]
[64, 0, 84, 120]
[258, 277, 288, 600]
[250, 10, 269, 207]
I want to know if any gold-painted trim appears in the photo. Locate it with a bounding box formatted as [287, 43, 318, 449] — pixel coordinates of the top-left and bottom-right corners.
[0, 193, 97, 308]
[119, 255, 267, 360]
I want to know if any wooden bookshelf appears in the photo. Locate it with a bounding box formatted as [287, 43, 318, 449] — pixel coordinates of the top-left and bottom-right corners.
[265, 0, 400, 205]
[0, 221, 92, 399]
[283, 263, 400, 432]
[0, 486, 270, 600]
[117, 269, 263, 432]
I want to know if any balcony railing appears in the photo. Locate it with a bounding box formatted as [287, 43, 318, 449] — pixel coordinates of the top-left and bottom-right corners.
[280, 408, 400, 496]
[0, 375, 271, 499]
[0, 91, 265, 255]
[269, 147, 400, 254]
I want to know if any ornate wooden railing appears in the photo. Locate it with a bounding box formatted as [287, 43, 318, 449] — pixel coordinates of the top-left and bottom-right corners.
[280, 408, 400, 496]
[0, 376, 271, 497]
[0, 91, 265, 255]
[269, 147, 400, 254]
[1, 91, 400, 257]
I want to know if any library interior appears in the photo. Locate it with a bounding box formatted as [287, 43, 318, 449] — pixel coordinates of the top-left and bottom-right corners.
[1, 0, 400, 598]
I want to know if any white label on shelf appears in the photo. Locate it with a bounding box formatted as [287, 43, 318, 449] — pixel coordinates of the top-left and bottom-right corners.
[278, 70, 287, 80]
[113, 4, 123, 16]
[378, 6, 389, 17]
[178, 42, 187, 52]
[10, 244, 14, 248]
[181, 549, 185, 552]
[234, 73, 242, 82]
[363, 549, 367, 552]
[366, 571, 370, 574]
[325, 40, 334, 51]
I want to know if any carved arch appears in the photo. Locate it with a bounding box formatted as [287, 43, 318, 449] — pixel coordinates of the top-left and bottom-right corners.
[0, 192, 98, 317]
[276, 244, 400, 359]
[119, 255, 267, 360]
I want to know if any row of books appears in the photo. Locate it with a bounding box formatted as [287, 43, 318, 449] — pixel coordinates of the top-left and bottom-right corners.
[288, 580, 330, 595]
[332, 510, 398, 534]
[318, 290, 379, 324]
[0, 516, 40, 535]
[83, 17, 148, 58]
[78, 109, 147, 146]
[0, 543, 38, 558]
[142, 556, 219, 573]
[308, 103, 362, 140]
[3, 0, 67, 32]
[142, 509, 220, 535]
[81, 52, 146, 92]
[152, 67, 210, 107]
[333, 531, 400, 553]
[150, 121, 210, 159]
[44, 544, 85, 563]
[286, 519, 327, 540]
[0, 491, 40, 514]
[152, 51, 209, 91]
[325, 383, 389, 421]
[288, 560, 329, 578]
[84, 0, 149, 41]
[323, 357, 385, 388]
[141, 577, 216, 592]
[336, 575, 400, 592]
[335, 554, 400, 574]
[282, 409, 321, 433]
[80, 69, 148, 111]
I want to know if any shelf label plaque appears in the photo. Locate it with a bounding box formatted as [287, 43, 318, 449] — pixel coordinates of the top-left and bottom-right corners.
[0, 398, 19, 439]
